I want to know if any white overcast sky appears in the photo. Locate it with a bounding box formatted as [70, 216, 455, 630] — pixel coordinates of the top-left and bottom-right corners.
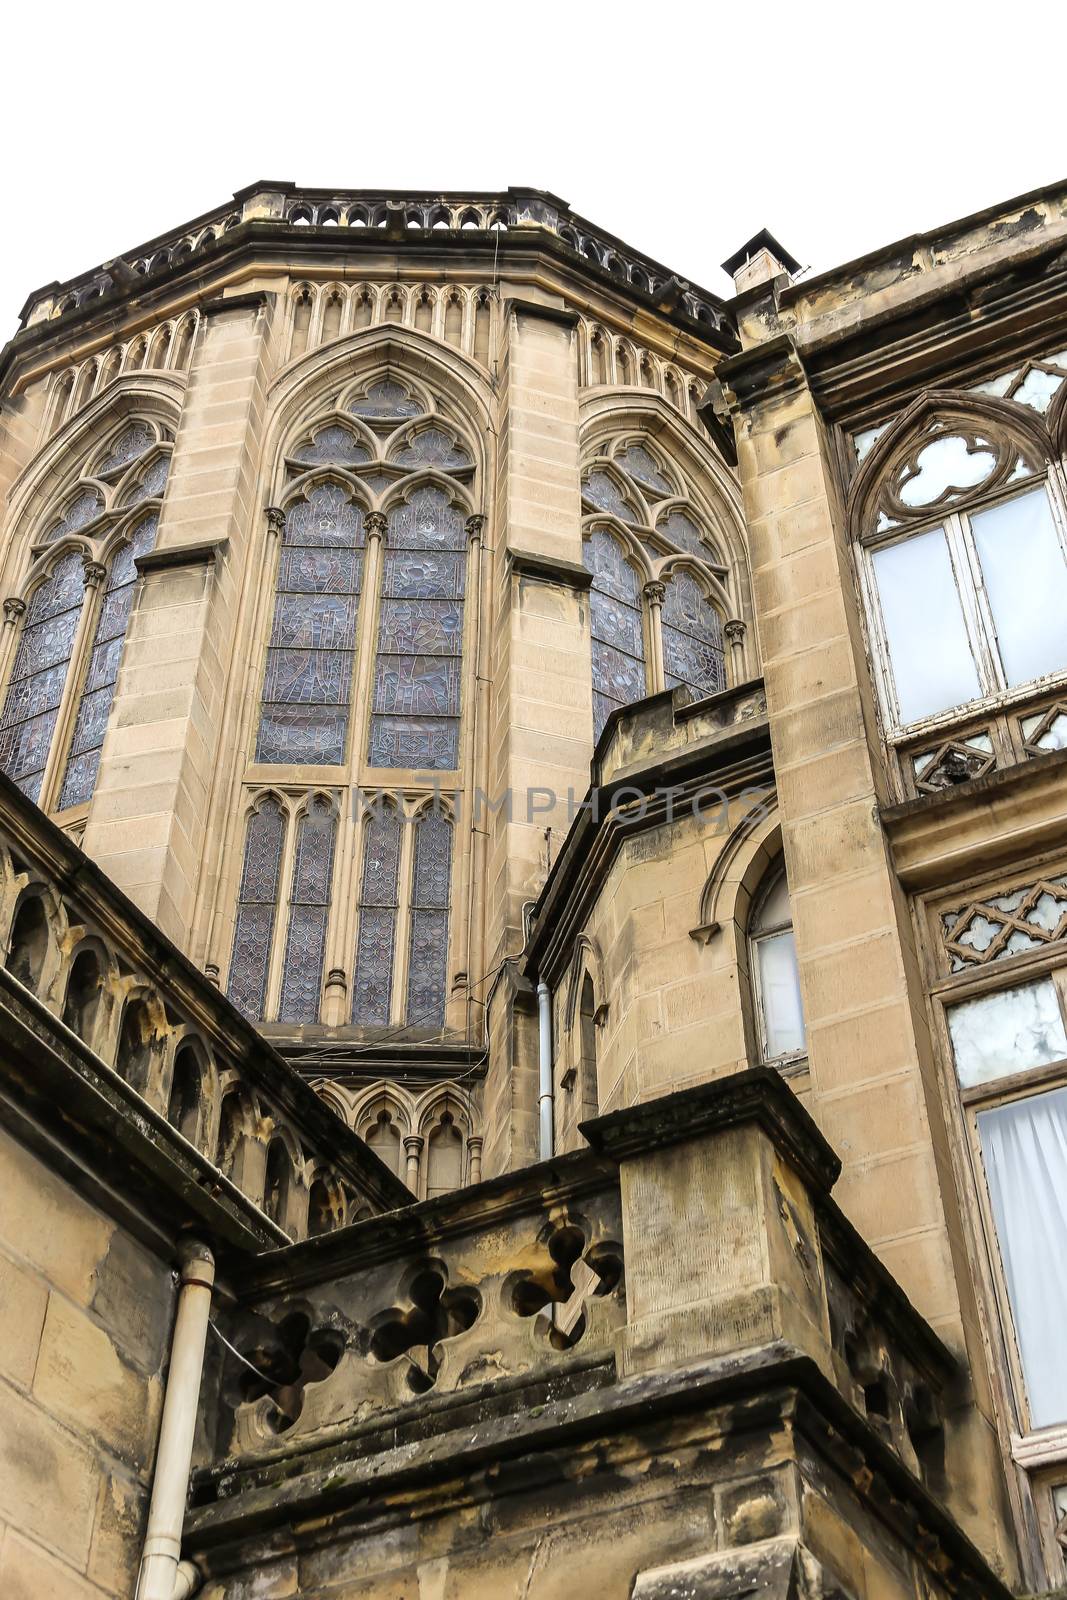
[2, 1, 1063, 341]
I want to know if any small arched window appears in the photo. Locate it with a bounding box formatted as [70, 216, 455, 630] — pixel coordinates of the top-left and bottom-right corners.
[425, 1111, 464, 1198]
[578, 973, 600, 1121]
[216, 1091, 244, 1177]
[63, 946, 103, 1042]
[308, 1176, 342, 1236]
[167, 1044, 201, 1144]
[364, 1105, 403, 1176]
[227, 797, 285, 1020]
[6, 894, 49, 992]
[581, 435, 731, 741]
[749, 866, 806, 1063]
[264, 1139, 292, 1231]
[116, 998, 155, 1093]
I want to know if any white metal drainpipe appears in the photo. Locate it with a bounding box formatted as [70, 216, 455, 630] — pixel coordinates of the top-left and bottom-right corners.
[537, 978, 554, 1160]
[136, 1236, 215, 1600]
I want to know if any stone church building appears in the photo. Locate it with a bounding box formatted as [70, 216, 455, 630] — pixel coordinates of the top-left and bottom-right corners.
[0, 178, 1065, 1599]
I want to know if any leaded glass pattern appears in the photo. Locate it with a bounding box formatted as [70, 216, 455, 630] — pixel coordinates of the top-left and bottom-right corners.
[657, 510, 715, 563]
[291, 426, 371, 467]
[581, 434, 730, 736]
[391, 427, 472, 472]
[661, 570, 726, 699]
[255, 483, 365, 765]
[278, 797, 337, 1022]
[352, 803, 402, 1025]
[405, 809, 452, 1027]
[0, 552, 86, 801]
[582, 471, 638, 522]
[58, 514, 159, 809]
[617, 446, 673, 496]
[46, 490, 104, 543]
[98, 422, 154, 476]
[583, 529, 646, 740]
[122, 457, 170, 508]
[228, 799, 286, 1020]
[349, 380, 421, 420]
[368, 488, 466, 770]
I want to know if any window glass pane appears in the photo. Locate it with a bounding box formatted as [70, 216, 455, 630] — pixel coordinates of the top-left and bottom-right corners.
[971, 489, 1067, 688]
[872, 528, 981, 724]
[947, 977, 1067, 1089]
[757, 929, 805, 1058]
[752, 870, 791, 935]
[978, 1086, 1067, 1427]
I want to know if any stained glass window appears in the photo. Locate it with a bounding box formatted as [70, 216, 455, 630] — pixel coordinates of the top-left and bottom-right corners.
[391, 428, 472, 472]
[661, 570, 726, 700]
[46, 490, 104, 543]
[581, 436, 730, 737]
[367, 487, 466, 771]
[0, 552, 86, 802]
[352, 802, 402, 1025]
[122, 456, 170, 508]
[98, 422, 154, 476]
[582, 471, 638, 523]
[657, 510, 715, 563]
[583, 529, 646, 740]
[616, 446, 672, 496]
[349, 380, 421, 420]
[58, 514, 159, 809]
[291, 426, 371, 467]
[278, 796, 337, 1023]
[255, 483, 365, 765]
[228, 798, 285, 1019]
[406, 809, 452, 1027]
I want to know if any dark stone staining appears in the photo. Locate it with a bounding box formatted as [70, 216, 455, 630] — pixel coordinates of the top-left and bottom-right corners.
[370, 1263, 481, 1393]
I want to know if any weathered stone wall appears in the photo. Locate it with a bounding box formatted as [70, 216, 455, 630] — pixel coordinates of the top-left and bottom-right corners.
[0, 1125, 173, 1598]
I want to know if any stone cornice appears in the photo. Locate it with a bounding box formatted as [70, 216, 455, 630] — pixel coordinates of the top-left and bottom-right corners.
[507, 547, 593, 589]
[135, 537, 227, 574]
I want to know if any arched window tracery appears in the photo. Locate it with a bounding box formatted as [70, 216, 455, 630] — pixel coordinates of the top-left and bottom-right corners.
[231, 371, 478, 1031]
[278, 796, 338, 1023]
[0, 415, 171, 809]
[581, 432, 730, 739]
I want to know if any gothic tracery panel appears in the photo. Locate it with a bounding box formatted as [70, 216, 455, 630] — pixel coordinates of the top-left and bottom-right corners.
[256, 483, 365, 765]
[228, 798, 286, 1020]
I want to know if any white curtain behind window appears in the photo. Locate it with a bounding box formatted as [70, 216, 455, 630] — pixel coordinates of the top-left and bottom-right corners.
[979, 1085, 1067, 1429]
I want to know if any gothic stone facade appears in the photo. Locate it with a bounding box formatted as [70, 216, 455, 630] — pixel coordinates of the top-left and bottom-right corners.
[0, 180, 1065, 1597]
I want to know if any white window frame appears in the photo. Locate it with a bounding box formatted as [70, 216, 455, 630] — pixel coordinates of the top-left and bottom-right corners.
[859, 467, 1067, 741]
[748, 866, 807, 1068]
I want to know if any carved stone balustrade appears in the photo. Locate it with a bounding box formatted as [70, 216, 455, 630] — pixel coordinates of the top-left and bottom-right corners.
[182, 1070, 1000, 1600]
[0, 771, 408, 1253]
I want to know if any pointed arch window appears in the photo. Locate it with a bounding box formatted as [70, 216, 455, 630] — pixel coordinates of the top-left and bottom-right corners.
[406, 808, 452, 1027]
[581, 435, 732, 740]
[749, 864, 806, 1063]
[278, 796, 337, 1023]
[228, 797, 286, 1020]
[0, 552, 87, 803]
[352, 801, 403, 1025]
[255, 483, 365, 765]
[584, 529, 647, 740]
[368, 487, 467, 770]
[661, 569, 726, 699]
[59, 513, 159, 808]
[0, 415, 171, 810]
[856, 412, 1067, 731]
